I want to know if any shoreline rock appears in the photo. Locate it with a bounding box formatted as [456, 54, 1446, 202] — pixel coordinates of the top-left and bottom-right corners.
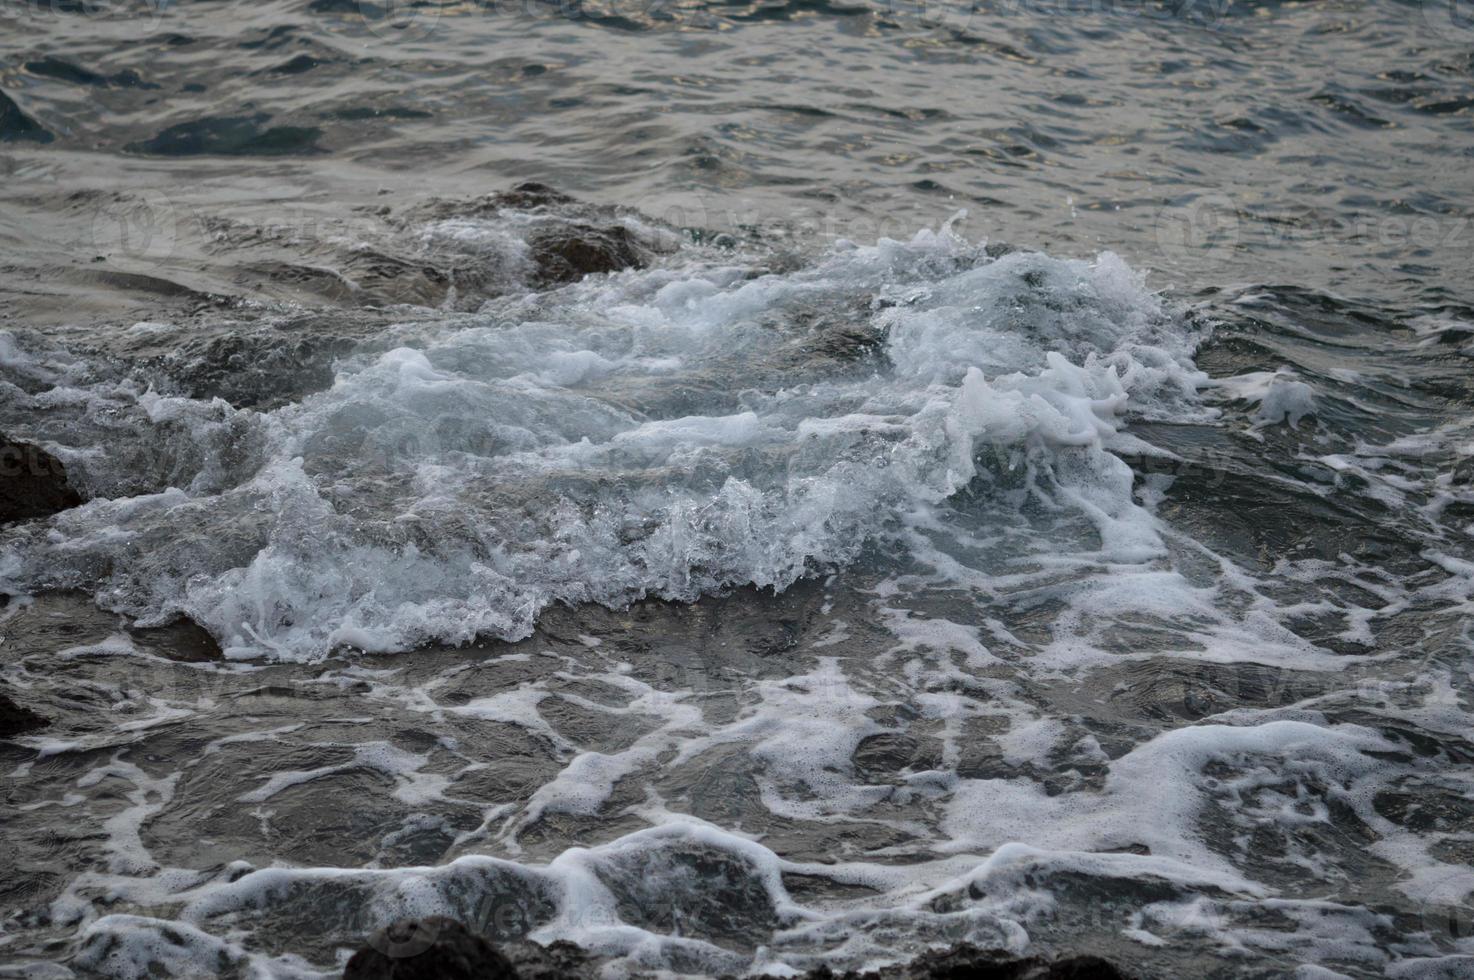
[526, 221, 644, 287]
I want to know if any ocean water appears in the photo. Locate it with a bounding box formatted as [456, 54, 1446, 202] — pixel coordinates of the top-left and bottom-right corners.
[1, 0, 1473, 977]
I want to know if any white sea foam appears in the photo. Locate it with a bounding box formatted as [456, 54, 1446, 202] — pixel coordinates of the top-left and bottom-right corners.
[6, 220, 1470, 980]
[0, 226, 1203, 661]
[1208, 369, 1317, 427]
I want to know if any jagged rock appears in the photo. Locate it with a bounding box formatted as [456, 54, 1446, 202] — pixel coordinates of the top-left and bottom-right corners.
[392, 183, 658, 294]
[0, 436, 82, 523]
[0, 693, 49, 738]
[491, 181, 575, 210]
[344, 918, 517, 980]
[852, 732, 944, 780]
[148, 317, 367, 409]
[501, 940, 593, 980]
[526, 222, 643, 287]
[129, 616, 225, 663]
[344, 919, 596, 980]
[800, 945, 1133, 980]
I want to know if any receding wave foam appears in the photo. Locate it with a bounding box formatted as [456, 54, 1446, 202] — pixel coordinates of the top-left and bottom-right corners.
[0, 220, 1205, 661]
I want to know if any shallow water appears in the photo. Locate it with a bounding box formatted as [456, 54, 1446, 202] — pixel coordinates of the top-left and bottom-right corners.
[1, 0, 1473, 977]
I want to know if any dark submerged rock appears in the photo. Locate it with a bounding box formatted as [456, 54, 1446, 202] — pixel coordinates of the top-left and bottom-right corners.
[343, 918, 517, 980]
[125, 113, 323, 156]
[0, 692, 49, 739]
[25, 56, 106, 86]
[262, 53, 329, 76]
[24, 56, 156, 89]
[0, 436, 82, 523]
[0, 89, 54, 143]
[800, 945, 1134, 980]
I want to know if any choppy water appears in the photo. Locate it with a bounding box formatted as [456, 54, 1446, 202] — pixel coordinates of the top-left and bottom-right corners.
[1, 0, 1473, 977]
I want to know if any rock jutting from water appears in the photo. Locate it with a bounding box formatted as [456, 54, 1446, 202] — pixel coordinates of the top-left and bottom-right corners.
[0, 89, 53, 143]
[0, 691, 49, 738]
[344, 918, 565, 980]
[0, 435, 82, 523]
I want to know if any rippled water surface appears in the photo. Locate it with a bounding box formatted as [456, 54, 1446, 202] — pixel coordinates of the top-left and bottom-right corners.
[1, 0, 1472, 977]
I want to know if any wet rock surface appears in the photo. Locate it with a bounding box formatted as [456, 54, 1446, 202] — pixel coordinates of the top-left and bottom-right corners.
[802, 945, 1134, 980]
[397, 182, 662, 299]
[344, 918, 516, 980]
[473, 181, 576, 213]
[500, 940, 597, 980]
[0, 184, 672, 420]
[102, 308, 405, 409]
[128, 615, 225, 663]
[0, 179, 679, 341]
[344, 918, 589, 980]
[0, 435, 83, 523]
[526, 222, 645, 287]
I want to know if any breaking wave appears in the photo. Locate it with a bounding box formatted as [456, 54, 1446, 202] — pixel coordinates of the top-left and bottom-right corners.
[0, 217, 1205, 661]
